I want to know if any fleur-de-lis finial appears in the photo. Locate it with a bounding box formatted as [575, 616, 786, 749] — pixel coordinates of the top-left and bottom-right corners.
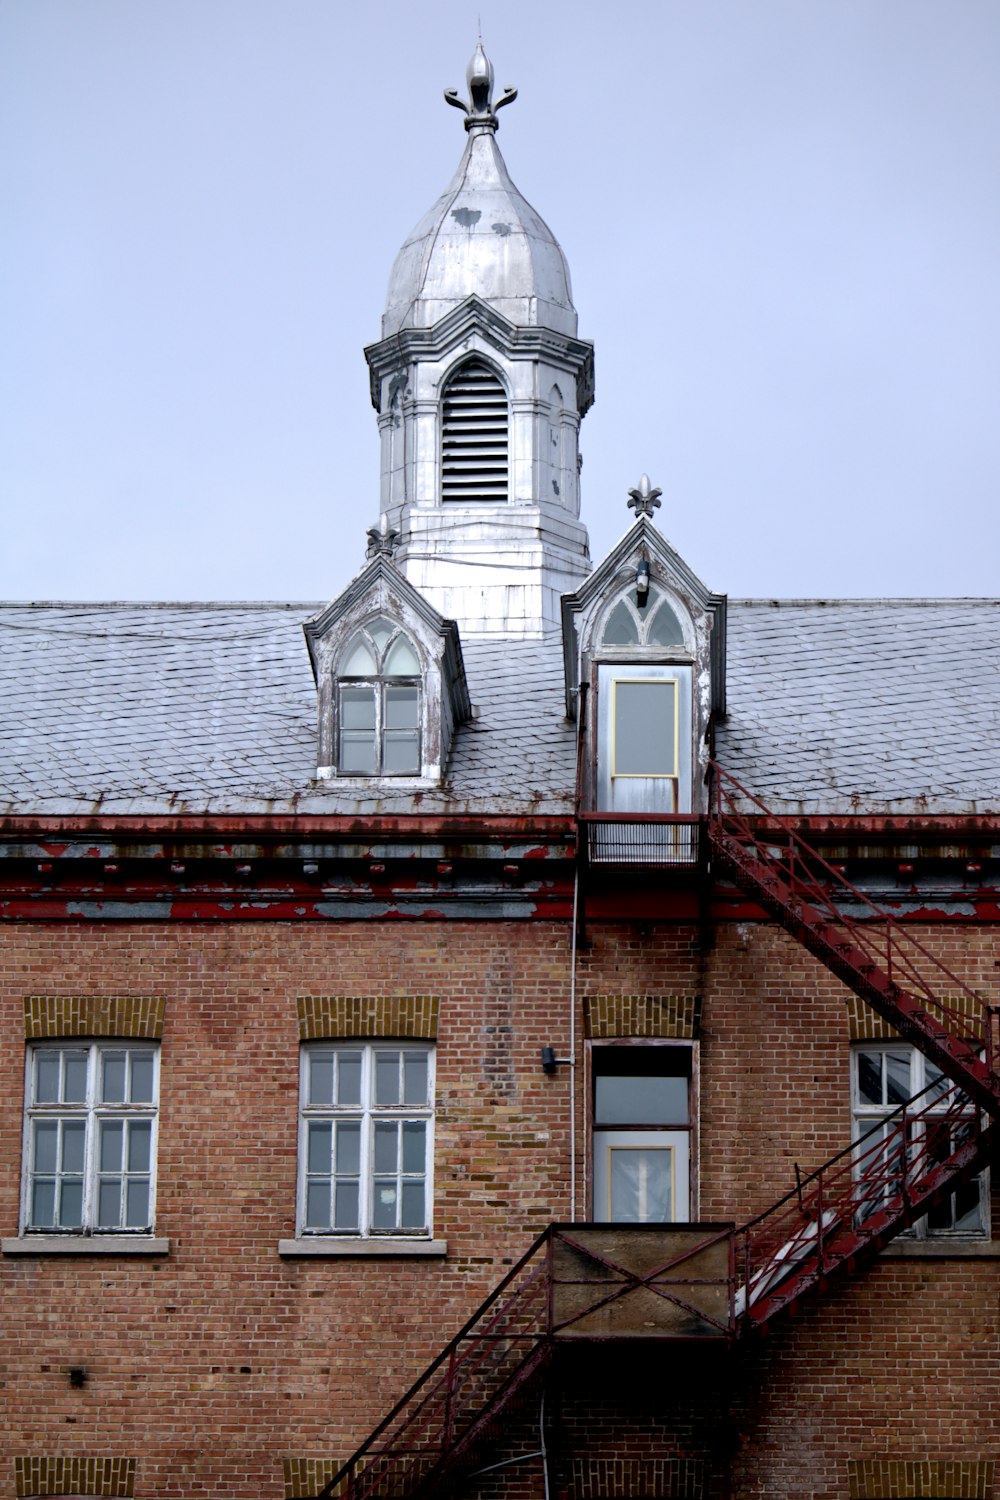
[444, 40, 517, 132]
[366, 513, 401, 560]
[626, 474, 663, 519]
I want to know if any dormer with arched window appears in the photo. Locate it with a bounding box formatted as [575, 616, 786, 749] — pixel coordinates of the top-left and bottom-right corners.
[304, 557, 470, 785]
[561, 512, 726, 822]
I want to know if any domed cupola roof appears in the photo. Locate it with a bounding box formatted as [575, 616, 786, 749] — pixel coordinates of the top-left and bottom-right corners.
[382, 43, 578, 339]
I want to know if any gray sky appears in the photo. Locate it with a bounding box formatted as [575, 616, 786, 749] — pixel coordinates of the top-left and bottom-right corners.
[3, 0, 999, 603]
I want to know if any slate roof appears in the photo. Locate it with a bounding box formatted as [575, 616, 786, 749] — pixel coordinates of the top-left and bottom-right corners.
[1, 598, 999, 818]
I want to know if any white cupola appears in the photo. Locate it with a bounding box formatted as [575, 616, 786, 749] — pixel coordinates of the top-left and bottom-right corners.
[364, 43, 595, 639]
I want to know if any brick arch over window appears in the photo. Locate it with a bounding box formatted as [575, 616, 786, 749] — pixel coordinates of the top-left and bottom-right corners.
[440, 356, 508, 503]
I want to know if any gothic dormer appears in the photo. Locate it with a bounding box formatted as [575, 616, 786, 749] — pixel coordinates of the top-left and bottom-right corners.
[363, 44, 595, 639]
[304, 556, 470, 784]
[562, 478, 727, 819]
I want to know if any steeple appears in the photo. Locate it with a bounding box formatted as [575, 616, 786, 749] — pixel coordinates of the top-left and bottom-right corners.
[364, 43, 595, 638]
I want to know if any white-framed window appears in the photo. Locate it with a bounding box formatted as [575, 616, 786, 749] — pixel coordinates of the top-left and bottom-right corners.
[852, 1042, 987, 1237]
[336, 616, 421, 776]
[591, 1044, 694, 1224]
[298, 1043, 434, 1237]
[22, 1042, 159, 1234]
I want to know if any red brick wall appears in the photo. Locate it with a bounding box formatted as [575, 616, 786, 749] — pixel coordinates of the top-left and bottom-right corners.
[1, 916, 997, 1498]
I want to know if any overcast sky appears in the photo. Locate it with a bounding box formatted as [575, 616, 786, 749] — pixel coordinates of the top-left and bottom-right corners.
[3, 1, 999, 603]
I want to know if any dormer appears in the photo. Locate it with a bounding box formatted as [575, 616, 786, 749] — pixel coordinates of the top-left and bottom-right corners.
[304, 556, 471, 784]
[561, 482, 726, 818]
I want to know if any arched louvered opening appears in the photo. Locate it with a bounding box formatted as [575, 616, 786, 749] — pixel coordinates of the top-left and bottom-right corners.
[441, 358, 508, 503]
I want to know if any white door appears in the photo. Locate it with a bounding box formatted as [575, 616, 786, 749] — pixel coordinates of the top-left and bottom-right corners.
[596, 664, 691, 816]
[592, 1129, 690, 1223]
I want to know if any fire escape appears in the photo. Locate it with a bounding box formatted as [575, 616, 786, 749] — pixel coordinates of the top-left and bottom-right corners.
[319, 764, 1000, 1500]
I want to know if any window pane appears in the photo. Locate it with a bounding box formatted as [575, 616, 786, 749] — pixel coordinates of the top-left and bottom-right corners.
[306, 1180, 332, 1230]
[308, 1054, 334, 1107]
[924, 1059, 952, 1107]
[129, 1052, 154, 1104]
[374, 1121, 398, 1174]
[63, 1051, 88, 1103]
[341, 686, 376, 730]
[31, 1179, 56, 1227]
[373, 1181, 398, 1230]
[401, 1181, 425, 1229]
[613, 681, 676, 776]
[385, 686, 419, 729]
[128, 1121, 151, 1172]
[125, 1179, 150, 1229]
[33, 1120, 59, 1173]
[61, 1120, 86, 1173]
[335, 1121, 360, 1176]
[98, 1179, 122, 1228]
[342, 636, 377, 674]
[402, 1121, 426, 1173]
[375, 1053, 401, 1106]
[601, 600, 640, 646]
[100, 1120, 124, 1172]
[646, 599, 685, 646]
[885, 1052, 912, 1106]
[403, 1053, 428, 1106]
[367, 618, 394, 652]
[334, 1181, 358, 1231]
[340, 733, 377, 775]
[857, 1051, 883, 1107]
[307, 1122, 332, 1175]
[382, 732, 420, 774]
[595, 1075, 687, 1126]
[337, 1052, 362, 1106]
[101, 1052, 126, 1104]
[609, 1147, 671, 1223]
[384, 636, 420, 676]
[59, 1179, 84, 1228]
[35, 1052, 61, 1103]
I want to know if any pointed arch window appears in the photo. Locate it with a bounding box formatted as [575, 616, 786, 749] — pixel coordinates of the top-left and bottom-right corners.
[599, 585, 685, 650]
[441, 357, 508, 503]
[337, 617, 421, 776]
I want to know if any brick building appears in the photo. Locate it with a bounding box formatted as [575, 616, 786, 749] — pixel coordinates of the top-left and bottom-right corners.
[3, 42, 1000, 1500]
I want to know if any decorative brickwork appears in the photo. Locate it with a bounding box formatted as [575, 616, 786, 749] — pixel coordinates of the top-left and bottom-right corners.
[282, 1457, 340, 1498]
[845, 993, 983, 1042]
[23, 995, 165, 1040]
[13, 1457, 136, 1498]
[297, 994, 439, 1040]
[847, 1458, 994, 1498]
[566, 1455, 706, 1499]
[584, 994, 698, 1040]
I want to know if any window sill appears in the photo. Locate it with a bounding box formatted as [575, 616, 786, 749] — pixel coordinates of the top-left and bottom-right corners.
[879, 1238, 1000, 1259]
[278, 1237, 447, 1258]
[2, 1235, 170, 1257]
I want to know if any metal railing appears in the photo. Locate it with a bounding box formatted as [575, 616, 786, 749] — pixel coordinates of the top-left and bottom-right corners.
[708, 761, 1000, 1112]
[578, 812, 701, 867]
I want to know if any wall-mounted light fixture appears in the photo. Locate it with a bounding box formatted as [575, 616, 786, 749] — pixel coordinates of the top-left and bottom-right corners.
[68, 1367, 88, 1389]
[635, 559, 651, 605]
[540, 1047, 572, 1074]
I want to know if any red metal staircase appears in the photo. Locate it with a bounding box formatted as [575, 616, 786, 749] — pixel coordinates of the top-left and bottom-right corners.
[317, 771, 1000, 1499]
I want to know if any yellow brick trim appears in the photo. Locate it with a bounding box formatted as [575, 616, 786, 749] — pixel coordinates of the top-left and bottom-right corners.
[282, 1458, 340, 1499]
[13, 1457, 136, 1498]
[847, 1458, 994, 1499]
[584, 994, 698, 1040]
[23, 997, 165, 1041]
[297, 996, 439, 1041]
[567, 1456, 705, 1499]
[846, 992, 984, 1043]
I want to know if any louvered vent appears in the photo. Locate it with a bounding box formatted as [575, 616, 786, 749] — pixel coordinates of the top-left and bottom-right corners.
[441, 359, 508, 502]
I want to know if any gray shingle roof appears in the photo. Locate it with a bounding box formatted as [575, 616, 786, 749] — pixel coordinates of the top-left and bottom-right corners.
[2, 598, 998, 818]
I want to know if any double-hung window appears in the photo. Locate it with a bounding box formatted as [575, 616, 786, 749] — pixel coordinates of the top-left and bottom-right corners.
[299, 1043, 434, 1237]
[852, 1043, 986, 1237]
[336, 618, 421, 776]
[23, 1042, 159, 1234]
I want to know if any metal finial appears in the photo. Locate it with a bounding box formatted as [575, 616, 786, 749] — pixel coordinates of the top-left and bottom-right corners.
[444, 41, 517, 132]
[366, 513, 401, 560]
[626, 474, 663, 520]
